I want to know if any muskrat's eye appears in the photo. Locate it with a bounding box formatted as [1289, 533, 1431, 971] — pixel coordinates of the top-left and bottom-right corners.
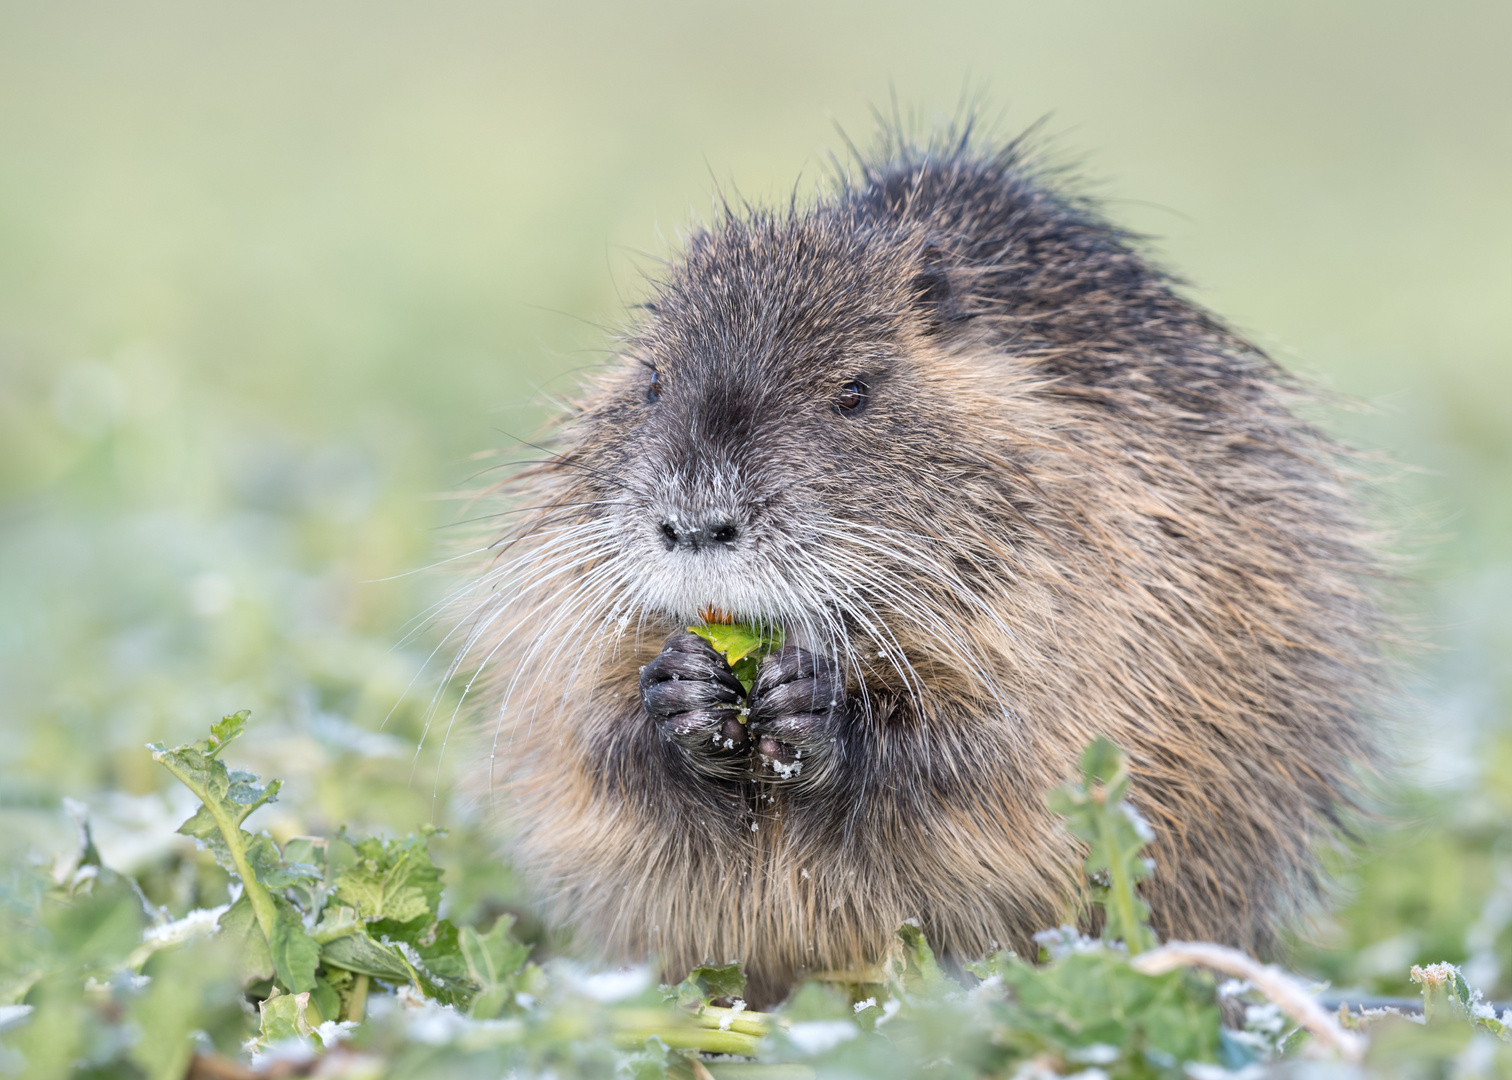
[646, 368, 661, 402]
[835, 380, 868, 413]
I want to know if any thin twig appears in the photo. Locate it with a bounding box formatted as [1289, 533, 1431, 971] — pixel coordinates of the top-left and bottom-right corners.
[1131, 941, 1366, 1063]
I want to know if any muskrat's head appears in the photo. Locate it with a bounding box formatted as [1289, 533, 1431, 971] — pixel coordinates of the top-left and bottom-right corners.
[486, 145, 1228, 703]
[595, 211, 992, 642]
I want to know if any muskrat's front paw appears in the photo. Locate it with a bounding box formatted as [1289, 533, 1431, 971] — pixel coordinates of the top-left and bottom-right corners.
[747, 644, 843, 781]
[640, 632, 750, 773]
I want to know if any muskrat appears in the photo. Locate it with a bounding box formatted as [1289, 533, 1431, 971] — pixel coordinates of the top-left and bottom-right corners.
[462, 129, 1385, 1006]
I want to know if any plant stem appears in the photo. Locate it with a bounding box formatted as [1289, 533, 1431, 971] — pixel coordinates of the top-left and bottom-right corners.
[806, 967, 885, 985]
[156, 755, 280, 949]
[1093, 785, 1154, 956]
[610, 1013, 763, 1056]
[347, 974, 370, 1023]
[692, 1006, 773, 1037]
[1101, 814, 1146, 954]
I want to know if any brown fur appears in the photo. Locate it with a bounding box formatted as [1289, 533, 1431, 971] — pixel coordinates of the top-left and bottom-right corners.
[456, 131, 1386, 1007]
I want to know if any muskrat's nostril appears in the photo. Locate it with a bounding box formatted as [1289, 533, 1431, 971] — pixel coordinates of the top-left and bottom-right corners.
[657, 516, 739, 552]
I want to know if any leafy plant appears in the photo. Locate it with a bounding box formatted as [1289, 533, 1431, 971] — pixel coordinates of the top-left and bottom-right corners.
[152, 710, 473, 1026]
[4, 717, 1511, 1078]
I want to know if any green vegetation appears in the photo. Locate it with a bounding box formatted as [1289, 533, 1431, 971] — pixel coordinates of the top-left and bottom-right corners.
[1, 3, 1509, 1078]
[1046, 737, 1158, 957]
[689, 621, 786, 693]
[5, 720, 1508, 1078]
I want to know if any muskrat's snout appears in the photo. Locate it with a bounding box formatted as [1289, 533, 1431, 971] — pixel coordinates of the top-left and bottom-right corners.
[656, 514, 741, 552]
[628, 473, 779, 618]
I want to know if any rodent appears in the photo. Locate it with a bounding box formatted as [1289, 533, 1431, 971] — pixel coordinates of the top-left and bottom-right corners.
[464, 130, 1386, 1007]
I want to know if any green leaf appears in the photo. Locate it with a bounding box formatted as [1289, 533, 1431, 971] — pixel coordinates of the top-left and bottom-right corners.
[280, 836, 326, 870]
[469, 985, 512, 1021]
[334, 868, 428, 926]
[669, 960, 747, 1008]
[256, 989, 315, 1045]
[332, 835, 442, 926]
[414, 918, 466, 981]
[153, 746, 219, 807]
[175, 803, 221, 846]
[460, 916, 531, 990]
[2, 976, 88, 1079]
[311, 904, 362, 945]
[623, 1034, 673, 1080]
[457, 916, 536, 1018]
[886, 920, 950, 995]
[688, 622, 766, 665]
[128, 937, 247, 1080]
[320, 931, 414, 982]
[964, 949, 1019, 981]
[689, 621, 785, 693]
[217, 893, 274, 983]
[153, 721, 280, 838]
[270, 901, 320, 993]
[309, 977, 341, 1027]
[993, 947, 1224, 1068]
[40, 877, 144, 971]
[777, 980, 853, 1023]
[245, 832, 320, 890]
[206, 710, 250, 757]
[688, 961, 746, 1003]
[225, 770, 280, 818]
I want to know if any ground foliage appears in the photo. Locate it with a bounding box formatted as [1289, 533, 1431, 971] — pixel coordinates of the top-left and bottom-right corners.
[4, 723, 1511, 1078]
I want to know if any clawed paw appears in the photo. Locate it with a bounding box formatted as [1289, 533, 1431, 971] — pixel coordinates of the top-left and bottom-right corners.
[747, 644, 843, 781]
[640, 633, 842, 784]
[639, 632, 751, 778]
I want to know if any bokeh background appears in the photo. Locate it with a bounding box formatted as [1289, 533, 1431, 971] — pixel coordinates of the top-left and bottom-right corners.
[2, 0, 1508, 995]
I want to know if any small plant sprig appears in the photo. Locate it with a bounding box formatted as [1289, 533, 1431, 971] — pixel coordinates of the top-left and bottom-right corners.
[151, 713, 315, 997]
[1409, 961, 1511, 1038]
[152, 711, 498, 1027]
[1045, 738, 1371, 1064]
[1047, 735, 1158, 955]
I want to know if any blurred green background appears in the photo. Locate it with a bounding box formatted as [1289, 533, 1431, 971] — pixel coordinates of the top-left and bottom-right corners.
[1, 0, 1508, 996]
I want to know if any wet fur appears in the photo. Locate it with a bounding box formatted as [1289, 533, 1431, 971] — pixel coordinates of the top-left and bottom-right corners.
[457, 132, 1385, 1007]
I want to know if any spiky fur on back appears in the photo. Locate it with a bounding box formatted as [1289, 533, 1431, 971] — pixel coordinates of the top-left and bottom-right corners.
[459, 134, 1385, 1006]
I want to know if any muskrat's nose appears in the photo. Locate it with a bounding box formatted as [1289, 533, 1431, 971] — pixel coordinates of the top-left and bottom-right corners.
[657, 516, 740, 552]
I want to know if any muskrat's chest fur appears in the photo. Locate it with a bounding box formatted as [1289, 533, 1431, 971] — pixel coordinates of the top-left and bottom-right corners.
[465, 135, 1385, 1007]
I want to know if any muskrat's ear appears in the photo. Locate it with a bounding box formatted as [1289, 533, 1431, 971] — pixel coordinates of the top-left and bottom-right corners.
[911, 240, 960, 334]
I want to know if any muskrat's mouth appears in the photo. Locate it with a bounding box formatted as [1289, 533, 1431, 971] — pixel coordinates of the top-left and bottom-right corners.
[698, 605, 735, 625]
